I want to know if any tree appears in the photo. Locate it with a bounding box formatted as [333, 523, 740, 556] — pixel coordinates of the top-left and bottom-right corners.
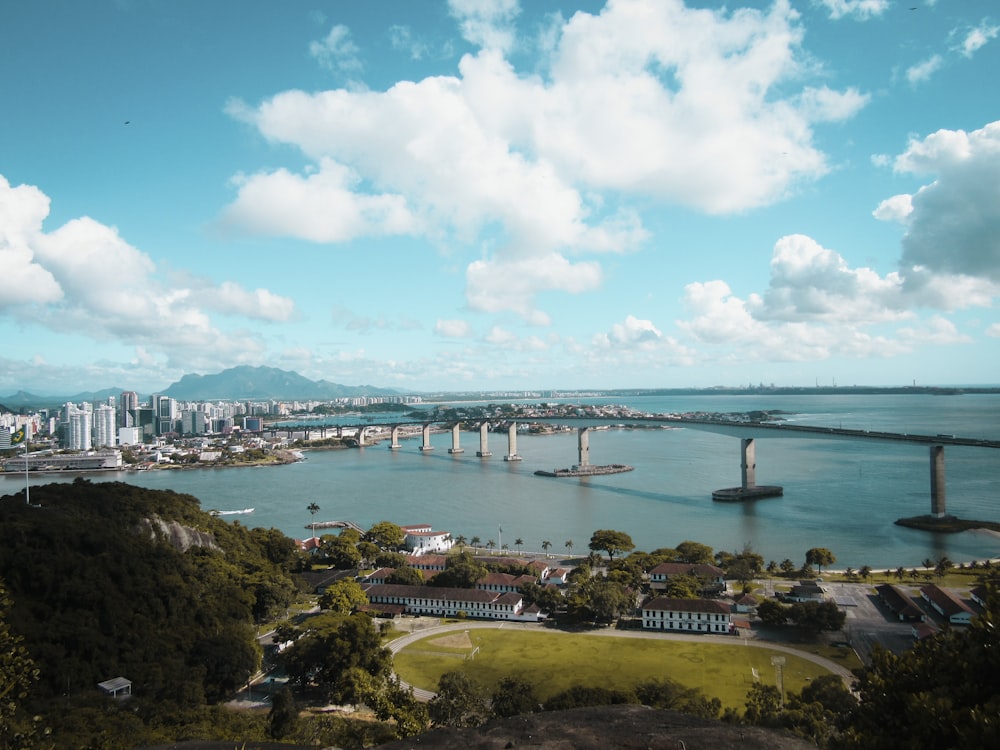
[787, 600, 846, 632]
[565, 539, 574, 555]
[805, 547, 836, 574]
[386, 566, 424, 586]
[307, 502, 321, 537]
[470, 535, 481, 549]
[280, 612, 391, 706]
[0, 580, 41, 749]
[366, 521, 405, 551]
[756, 598, 789, 626]
[514, 537, 524, 553]
[267, 685, 298, 739]
[744, 683, 783, 725]
[676, 540, 714, 564]
[428, 671, 490, 728]
[858, 565, 872, 583]
[588, 529, 635, 561]
[780, 558, 797, 576]
[486, 539, 496, 553]
[491, 676, 539, 718]
[320, 579, 369, 614]
[542, 540, 552, 554]
[454, 534, 467, 549]
[839, 589, 1000, 749]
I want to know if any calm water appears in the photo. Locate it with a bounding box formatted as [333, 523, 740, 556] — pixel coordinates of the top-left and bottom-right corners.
[4, 394, 999, 568]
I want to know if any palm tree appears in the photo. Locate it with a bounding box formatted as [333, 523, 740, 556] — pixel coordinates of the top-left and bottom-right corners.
[470, 535, 481, 549]
[486, 539, 496, 554]
[542, 540, 552, 555]
[514, 537, 524, 554]
[307, 502, 320, 538]
[859, 565, 872, 583]
[501, 543, 510, 554]
[455, 534, 467, 549]
[895, 566, 905, 581]
[565, 539, 574, 556]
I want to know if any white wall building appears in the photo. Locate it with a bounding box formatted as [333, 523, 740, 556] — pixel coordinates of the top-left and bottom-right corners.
[94, 404, 117, 447]
[401, 524, 454, 556]
[641, 597, 733, 634]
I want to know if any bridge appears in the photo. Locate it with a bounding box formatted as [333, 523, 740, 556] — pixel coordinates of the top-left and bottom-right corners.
[267, 415, 1000, 520]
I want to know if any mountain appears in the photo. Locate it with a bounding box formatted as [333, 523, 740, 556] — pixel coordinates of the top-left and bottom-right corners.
[161, 365, 404, 401]
[0, 388, 125, 411]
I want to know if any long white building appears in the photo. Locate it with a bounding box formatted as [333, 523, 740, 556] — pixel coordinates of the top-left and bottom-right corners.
[641, 597, 733, 634]
[362, 583, 543, 622]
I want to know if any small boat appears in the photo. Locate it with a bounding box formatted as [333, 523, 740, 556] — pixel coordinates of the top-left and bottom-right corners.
[210, 508, 255, 516]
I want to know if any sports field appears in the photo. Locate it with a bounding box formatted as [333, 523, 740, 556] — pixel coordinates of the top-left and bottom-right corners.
[393, 628, 838, 708]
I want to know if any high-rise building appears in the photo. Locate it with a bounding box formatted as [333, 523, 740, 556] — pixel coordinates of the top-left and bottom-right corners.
[94, 404, 117, 447]
[120, 391, 139, 427]
[151, 395, 177, 435]
[67, 405, 93, 450]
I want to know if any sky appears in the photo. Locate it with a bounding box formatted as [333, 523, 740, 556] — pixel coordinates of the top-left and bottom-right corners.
[1, 0, 999, 396]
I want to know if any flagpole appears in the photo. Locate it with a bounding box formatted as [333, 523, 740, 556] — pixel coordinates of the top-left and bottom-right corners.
[23, 435, 30, 505]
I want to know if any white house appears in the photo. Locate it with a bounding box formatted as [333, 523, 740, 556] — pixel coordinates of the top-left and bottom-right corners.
[401, 524, 454, 556]
[641, 597, 733, 634]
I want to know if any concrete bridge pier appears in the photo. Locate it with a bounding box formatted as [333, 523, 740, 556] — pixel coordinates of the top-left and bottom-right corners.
[930, 445, 947, 517]
[504, 422, 521, 461]
[357, 427, 367, 447]
[476, 422, 492, 457]
[420, 424, 434, 452]
[578, 428, 590, 467]
[388, 425, 401, 450]
[741, 438, 756, 489]
[448, 424, 464, 454]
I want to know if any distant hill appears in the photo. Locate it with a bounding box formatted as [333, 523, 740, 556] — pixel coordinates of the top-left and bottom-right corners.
[162, 365, 404, 401]
[0, 366, 406, 407]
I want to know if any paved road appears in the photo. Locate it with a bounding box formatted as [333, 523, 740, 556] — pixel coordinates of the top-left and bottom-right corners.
[385, 618, 856, 701]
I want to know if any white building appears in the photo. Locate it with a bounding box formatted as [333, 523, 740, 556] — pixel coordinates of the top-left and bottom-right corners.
[67, 405, 93, 450]
[362, 583, 543, 622]
[401, 524, 454, 556]
[94, 404, 117, 447]
[118, 427, 142, 446]
[641, 597, 733, 634]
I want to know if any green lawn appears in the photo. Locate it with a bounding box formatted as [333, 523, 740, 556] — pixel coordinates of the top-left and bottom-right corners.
[393, 629, 836, 709]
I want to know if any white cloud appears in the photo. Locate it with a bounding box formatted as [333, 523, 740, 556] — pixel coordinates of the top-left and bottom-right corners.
[448, 0, 520, 54]
[815, 0, 889, 21]
[224, 0, 866, 321]
[0, 173, 294, 374]
[889, 121, 1000, 283]
[906, 54, 943, 86]
[956, 20, 999, 58]
[872, 194, 913, 222]
[222, 160, 422, 242]
[435, 318, 475, 338]
[986, 323, 1000, 338]
[0, 176, 63, 307]
[309, 24, 362, 74]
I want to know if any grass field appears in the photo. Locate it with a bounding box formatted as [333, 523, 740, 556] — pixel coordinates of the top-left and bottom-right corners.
[393, 629, 837, 709]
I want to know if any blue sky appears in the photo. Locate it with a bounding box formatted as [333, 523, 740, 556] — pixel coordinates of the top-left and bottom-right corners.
[1, 0, 998, 395]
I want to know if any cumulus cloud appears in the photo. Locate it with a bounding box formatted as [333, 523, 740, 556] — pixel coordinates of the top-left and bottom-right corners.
[815, 0, 889, 21]
[224, 0, 867, 322]
[0, 173, 294, 372]
[884, 121, 1000, 284]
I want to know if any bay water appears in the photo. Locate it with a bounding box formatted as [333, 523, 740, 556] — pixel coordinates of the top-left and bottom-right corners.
[4, 393, 999, 569]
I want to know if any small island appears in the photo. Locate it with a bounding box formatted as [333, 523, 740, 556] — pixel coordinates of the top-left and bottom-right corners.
[535, 463, 634, 477]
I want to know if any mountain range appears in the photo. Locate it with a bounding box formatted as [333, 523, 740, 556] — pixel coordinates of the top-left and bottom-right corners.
[0, 366, 405, 410]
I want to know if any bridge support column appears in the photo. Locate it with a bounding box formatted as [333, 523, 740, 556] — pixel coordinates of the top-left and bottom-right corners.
[357, 427, 367, 447]
[504, 422, 521, 461]
[578, 428, 590, 467]
[420, 424, 434, 452]
[741, 438, 756, 489]
[477, 422, 492, 457]
[448, 424, 464, 454]
[388, 425, 401, 450]
[930, 445, 947, 518]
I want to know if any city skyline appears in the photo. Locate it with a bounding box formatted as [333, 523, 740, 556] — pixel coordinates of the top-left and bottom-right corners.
[2, 0, 999, 395]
